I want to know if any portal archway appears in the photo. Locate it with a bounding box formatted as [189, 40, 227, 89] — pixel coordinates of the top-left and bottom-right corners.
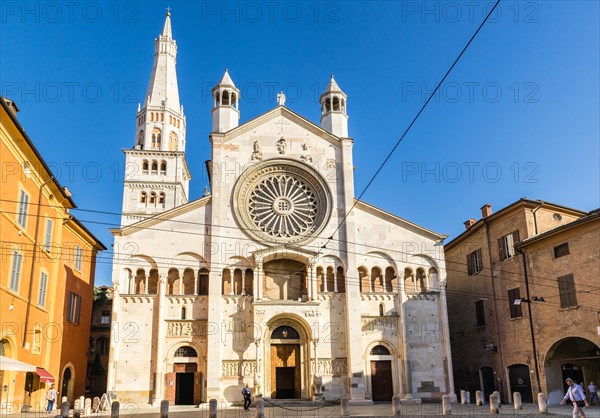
[544, 337, 600, 405]
[264, 315, 312, 399]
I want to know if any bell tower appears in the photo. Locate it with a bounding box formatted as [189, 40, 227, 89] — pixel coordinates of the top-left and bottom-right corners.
[211, 69, 240, 133]
[320, 75, 348, 138]
[121, 11, 191, 226]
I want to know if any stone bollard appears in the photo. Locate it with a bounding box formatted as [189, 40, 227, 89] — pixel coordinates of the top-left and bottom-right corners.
[537, 393, 548, 414]
[160, 400, 169, 418]
[92, 397, 99, 413]
[513, 392, 522, 410]
[489, 392, 500, 414]
[209, 399, 217, 418]
[341, 396, 350, 417]
[74, 399, 81, 414]
[60, 401, 70, 418]
[442, 395, 452, 415]
[84, 398, 91, 416]
[256, 397, 264, 418]
[79, 396, 85, 411]
[460, 390, 465, 404]
[392, 395, 401, 416]
[475, 391, 483, 405]
[111, 401, 120, 418]
[61, 396, 67, 404]
[465, 391, 470, 404]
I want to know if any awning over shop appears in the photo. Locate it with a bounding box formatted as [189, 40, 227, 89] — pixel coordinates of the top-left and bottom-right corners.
[36, 367, 55, 383]
[0, 355, 36, 372]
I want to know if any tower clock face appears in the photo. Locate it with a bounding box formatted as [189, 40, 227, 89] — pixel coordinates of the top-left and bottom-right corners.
[232, 159, 332, 245]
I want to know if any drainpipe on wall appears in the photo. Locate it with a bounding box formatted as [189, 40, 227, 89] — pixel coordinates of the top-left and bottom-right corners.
[482, 218, 507, 402]
[517, 247, 543, 395]
[532, 201, 544, 235]
[23, 177, 54, 348]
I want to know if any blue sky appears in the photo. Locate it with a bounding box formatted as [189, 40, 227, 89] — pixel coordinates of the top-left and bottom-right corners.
[1, 1, 598, 285]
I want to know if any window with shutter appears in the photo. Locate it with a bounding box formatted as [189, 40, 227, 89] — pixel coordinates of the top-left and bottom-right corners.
[499, 231, 520, 261]
[475, 300, 485, 327]
[508, 288, 523, 318]
[9, 251, 23, 292]
[17, 189, 29, 228]
[44, 219, 53, 251]
[558, 274, 577, 308]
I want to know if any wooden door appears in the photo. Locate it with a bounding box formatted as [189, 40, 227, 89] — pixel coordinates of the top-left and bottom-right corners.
[165, 373, 176, 405]
[193, 372, 203, 404]
[271, 344, 300, 399]
[371, 361, 393, 401]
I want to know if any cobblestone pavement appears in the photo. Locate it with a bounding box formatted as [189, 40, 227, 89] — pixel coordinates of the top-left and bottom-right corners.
[12, 403, 600, 418]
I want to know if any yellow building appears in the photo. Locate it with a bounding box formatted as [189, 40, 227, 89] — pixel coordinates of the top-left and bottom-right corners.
[0, 98, 106, 413]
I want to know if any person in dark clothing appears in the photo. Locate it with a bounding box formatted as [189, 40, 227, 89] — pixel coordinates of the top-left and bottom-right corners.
[242, 384, 252, 411]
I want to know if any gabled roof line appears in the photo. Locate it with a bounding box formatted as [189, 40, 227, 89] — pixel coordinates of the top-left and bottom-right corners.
[354, 199, 447, 241]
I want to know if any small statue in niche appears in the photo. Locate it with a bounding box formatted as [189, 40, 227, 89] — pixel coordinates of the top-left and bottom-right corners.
[251, 140, 263, 161]
[300, 143, 313, 163]
[276, 137, 286, 155]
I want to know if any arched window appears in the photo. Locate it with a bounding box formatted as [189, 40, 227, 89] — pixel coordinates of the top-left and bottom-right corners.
[358, 266, 369, 292]
[336, 266, 346, 293]
[371, 267, 383, 292]
[341, 99, 346, 113]
[370, 345, 390, 355]
[325, 98, 331, 112]
[149, 192, 157, 206]
[416, 268, 427, 292]
[174, 346, 197, 357]
[142, 160, 149, 174]
[140, 192, 147, 205]
[222, 90, 230, 106]
[232, 93, 237, 107]
[158, 192, 165, 206]
[271, 326, 300, 340]
[379, 304, 384, 316]
[333, 96, 340, 111]
[169, 132, 178, 151]
[137, 131, 144, 148]
[151, 129, 162, 149]
[161, 113, 164, 122]
[316, 266, 324, 292]
[181, 307, 186, 320]
[151, 161, 158, 174]
[160, 161, 167, 175]
[169, 115, 172, 124]
[215, 91, 221, 107]
[326, 266, 335, 292]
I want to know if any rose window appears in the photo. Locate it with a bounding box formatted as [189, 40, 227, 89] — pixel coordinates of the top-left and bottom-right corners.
[233, 159, 331, 244]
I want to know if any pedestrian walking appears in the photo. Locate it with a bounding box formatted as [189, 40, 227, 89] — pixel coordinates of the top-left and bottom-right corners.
[561, 378, 590, 418]
[45, 384, 57, 413]
[588, 382, 598, 405]
[242, 383, 252, 411]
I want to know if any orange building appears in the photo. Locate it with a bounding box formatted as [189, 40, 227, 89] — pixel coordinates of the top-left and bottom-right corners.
[0, 98, 106, 413]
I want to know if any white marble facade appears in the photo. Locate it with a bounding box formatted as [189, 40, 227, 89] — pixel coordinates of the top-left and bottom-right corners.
[107, 13, 455, 406]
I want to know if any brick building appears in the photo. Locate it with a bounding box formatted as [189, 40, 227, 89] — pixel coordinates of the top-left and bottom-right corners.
[445, 199, 599, 405]
[86, 286, 112, 397]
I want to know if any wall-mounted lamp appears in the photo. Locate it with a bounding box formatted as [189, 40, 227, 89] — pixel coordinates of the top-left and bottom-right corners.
[9, 299, 14, 311]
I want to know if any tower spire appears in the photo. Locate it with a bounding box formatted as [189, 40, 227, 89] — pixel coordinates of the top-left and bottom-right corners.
[121, 12, 189, 226]
[320, 75, 348, 137]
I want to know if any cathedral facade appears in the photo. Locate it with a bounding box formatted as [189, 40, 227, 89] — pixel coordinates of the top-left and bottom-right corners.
[107, 13, 455, 406]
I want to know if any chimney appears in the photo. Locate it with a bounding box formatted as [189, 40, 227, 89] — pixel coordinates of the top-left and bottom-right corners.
[464, 218, 476, 229]
[2, 98, 20, 116]
[481, 204, 492, 218]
